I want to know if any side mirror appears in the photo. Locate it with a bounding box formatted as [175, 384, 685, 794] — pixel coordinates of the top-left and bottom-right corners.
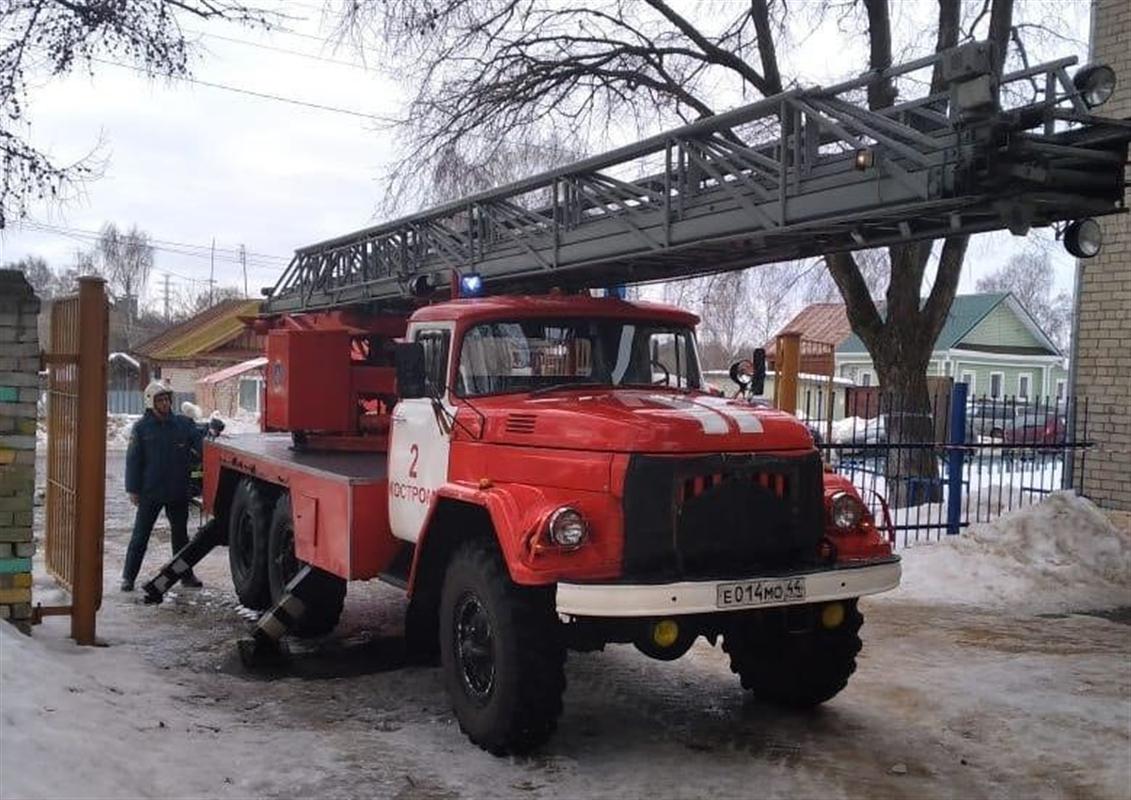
[729, 359, 754, 388]
[395, 342, 427, 399]
[750, 347, 766, 396]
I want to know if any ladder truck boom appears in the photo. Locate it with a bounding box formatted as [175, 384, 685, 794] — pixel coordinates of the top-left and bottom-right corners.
[264, 41, 1129, 314]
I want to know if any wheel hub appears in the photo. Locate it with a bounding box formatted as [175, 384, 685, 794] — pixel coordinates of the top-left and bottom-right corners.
[455, 593, 495, 699]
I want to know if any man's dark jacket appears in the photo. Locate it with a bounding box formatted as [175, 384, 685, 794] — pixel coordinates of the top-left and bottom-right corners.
[125, 411, 204, 503]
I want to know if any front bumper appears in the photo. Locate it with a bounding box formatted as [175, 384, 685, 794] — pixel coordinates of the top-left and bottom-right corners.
[555, 558, 900, 619]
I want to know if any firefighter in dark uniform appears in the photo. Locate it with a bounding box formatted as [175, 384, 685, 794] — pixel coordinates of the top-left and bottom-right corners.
[121, 381, 205, 591]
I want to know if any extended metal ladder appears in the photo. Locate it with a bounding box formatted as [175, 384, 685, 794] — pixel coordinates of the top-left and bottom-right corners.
[264, 41, 1130, 314]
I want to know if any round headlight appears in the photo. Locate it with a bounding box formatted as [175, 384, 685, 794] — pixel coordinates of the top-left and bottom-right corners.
[1073, 64, 1116, 108]
[548, 507, 587, 548]
[1064, 218, 1102, 259]
[829, 491, 864, 531]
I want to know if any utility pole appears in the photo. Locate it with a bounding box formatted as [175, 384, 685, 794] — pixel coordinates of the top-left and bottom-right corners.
[240, 244, 248, 298]
[209, 237, 216, 306]
[161, 272, 172, 320]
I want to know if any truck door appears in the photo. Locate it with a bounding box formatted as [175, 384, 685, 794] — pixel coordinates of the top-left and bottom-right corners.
[389, 324, 454, 542]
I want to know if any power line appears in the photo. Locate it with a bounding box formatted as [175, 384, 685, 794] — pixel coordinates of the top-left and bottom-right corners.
[87, 54, 392, 122]
[19, 219, 290, 268]
[184, 27, 384, 74]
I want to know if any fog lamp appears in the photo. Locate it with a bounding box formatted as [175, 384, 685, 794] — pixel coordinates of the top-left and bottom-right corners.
[548, 506, 587, 548]
[830, 491, 864, 531]
[652, 619, 680, 648]
[1073, 64, 1116, 108]
[1064, 218, 1102, 259]
[821, 602, 846, 630]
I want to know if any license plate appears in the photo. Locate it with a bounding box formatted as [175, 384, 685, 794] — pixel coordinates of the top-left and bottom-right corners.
[717, 578, 806, 609]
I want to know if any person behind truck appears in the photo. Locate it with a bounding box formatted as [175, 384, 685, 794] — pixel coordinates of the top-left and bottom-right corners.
[121, 381, 205, 592]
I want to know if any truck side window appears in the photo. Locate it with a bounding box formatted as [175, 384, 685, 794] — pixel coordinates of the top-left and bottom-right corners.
[415, 329, 451, 395]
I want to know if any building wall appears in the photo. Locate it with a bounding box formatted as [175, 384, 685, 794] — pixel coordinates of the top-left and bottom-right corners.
[1075, 0, 1131, 510]
[962, 304, 1041, 349]
[0, 271, 39, 630]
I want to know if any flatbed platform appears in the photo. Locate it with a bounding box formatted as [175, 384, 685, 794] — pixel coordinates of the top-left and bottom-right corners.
[211, 434, 387, 484]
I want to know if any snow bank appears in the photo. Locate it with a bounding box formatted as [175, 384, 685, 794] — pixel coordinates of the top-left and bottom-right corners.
[888, 491, 1131, 612]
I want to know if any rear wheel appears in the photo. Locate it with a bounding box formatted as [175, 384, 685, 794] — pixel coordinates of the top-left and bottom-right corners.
[439, 539, 566, 755]
[723, 601, 863, 708]
[227, 479, 272, 609]
[267, 493, 345, 638]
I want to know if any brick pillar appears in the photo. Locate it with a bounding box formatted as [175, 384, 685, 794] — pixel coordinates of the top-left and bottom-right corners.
[1073, 0, 1131, 512]
[0, 270, 40, 629]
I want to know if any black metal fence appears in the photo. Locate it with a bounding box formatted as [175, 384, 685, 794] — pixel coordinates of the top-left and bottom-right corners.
[806, 384, 1090, 548]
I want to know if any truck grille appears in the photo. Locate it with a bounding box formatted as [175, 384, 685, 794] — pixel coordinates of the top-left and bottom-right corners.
[621, 451, 824, 580]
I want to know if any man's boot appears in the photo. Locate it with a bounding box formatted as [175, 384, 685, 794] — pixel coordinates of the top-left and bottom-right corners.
[120, 579, 135, 592]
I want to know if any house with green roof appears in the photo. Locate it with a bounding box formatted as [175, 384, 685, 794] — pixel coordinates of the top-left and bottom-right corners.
[834, 293, 1068, 401]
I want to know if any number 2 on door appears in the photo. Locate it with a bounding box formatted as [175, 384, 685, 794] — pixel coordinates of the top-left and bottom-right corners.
[408, 443, 419, 478]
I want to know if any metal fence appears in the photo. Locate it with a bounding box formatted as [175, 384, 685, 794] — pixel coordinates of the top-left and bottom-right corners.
[808, 383, 1090, 548]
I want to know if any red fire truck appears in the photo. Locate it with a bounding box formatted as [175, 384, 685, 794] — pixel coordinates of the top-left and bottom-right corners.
[144, 42, 1129, 754]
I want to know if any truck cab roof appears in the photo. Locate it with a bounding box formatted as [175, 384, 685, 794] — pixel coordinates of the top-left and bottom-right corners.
[409, 295, 700, 327]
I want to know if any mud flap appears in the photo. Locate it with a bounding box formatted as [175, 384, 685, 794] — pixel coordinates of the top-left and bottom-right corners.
[237, 565, 315, 669]
[141, 519, 223, 605]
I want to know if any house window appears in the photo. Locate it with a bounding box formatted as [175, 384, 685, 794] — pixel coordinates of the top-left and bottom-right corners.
[960, 371, 975, 393]
[1018, 373, 1032, 401]
[1056, 379, 1066, 400]
[238, 377, 263, 413]
[860, 370, 873, 387]
[989, 372, 1004, 399]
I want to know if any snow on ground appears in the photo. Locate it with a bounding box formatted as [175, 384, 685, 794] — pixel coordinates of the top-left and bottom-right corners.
[890, 491, 1131, 612]
[0, 618, 343, 800]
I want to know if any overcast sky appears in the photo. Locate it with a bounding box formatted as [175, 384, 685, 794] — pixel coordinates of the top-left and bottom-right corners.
[0, 0, 1092, 311]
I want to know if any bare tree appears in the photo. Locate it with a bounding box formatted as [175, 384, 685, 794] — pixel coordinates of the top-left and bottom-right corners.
[805, 250, 888, 306]
[98, 223, 154, 330]
[664, 262, 801, 370]
[0, 1, 274, 228]
[976, 250, 1072, 352]
[5, 254, 52, 297]
[338, 0, 1053, 505]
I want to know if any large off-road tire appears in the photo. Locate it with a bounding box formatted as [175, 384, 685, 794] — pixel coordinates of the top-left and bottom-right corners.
[267, 493, 346, 638]
[723, 601, 864, 708]
[227, 478, 273, 610]
[439, 539, 566, 756]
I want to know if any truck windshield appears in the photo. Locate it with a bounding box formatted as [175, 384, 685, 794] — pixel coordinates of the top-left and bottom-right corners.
[455, 318, 702, 397]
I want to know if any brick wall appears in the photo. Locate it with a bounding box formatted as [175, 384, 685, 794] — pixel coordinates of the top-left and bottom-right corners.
[1075, 0, 1131, 511]
[0, 271, 40, 629]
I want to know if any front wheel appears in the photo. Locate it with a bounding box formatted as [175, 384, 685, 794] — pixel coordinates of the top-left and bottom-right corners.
[723, 601, 863, 708]
[439, 539, 566, 756]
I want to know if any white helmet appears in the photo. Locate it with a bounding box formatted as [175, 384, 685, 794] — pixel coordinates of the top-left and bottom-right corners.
[144, 380, 173, 410]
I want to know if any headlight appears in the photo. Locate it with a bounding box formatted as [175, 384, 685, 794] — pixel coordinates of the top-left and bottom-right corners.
[829, 491, 864, 531]
[548, 507, 587, 548]
[1073, 64, 1116, 108]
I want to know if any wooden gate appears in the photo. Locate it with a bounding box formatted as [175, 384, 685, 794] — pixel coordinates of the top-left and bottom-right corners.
[42, 277, 108, 644]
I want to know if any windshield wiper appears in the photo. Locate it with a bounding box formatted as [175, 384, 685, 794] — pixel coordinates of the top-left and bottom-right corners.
[528, 380, 607, 396]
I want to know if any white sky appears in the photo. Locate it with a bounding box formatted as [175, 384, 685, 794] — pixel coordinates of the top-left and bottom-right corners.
[0, 0, 1092, 310]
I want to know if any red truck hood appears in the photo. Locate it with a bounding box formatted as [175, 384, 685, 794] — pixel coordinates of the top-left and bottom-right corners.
[461, 389, 814, 453]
